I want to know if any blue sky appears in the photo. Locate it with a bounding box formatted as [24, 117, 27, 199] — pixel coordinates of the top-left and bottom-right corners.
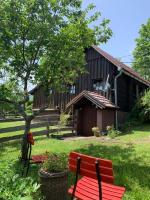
[83, 0, 150, 66]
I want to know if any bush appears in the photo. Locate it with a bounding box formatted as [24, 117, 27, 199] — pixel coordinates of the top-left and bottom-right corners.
[0, 162, 40, 200]
[141, 89, 150, 121]
[42, 153, 67, 173]
[106, 126, 121, 139]
[59, 113, 70, 126]
[126, 89, 150, 124]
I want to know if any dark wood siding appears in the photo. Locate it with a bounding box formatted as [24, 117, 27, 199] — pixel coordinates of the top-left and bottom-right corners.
[33, 87, 47, 109]
[32, 47, 148, 112]
[76, 48, 116, 94]
[117, 74, 147, 112]
[117, 74, 129, 111]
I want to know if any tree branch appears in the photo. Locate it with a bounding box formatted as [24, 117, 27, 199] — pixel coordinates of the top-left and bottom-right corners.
[31, 37, 44, 66]
[22, 36, 29, 68]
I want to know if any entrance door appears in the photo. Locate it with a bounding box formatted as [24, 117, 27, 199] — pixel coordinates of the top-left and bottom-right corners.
[78, 106, 97, 136]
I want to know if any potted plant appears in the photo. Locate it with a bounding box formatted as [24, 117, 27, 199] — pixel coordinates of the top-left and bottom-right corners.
[92, 127, 100, 137]
[38, 152, 68, 200]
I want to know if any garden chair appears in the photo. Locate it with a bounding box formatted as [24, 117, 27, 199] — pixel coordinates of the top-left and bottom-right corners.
[68, 152, 126, 200]
[22, 132, 48, 176]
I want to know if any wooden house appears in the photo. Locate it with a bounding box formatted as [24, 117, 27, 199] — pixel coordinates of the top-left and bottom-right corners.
[30, 46, 150, 133]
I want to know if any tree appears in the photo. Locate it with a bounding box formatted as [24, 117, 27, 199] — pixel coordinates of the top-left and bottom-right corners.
[0, 0, 112, 160]
[133, 18, 150, 80]
[0, 81, 22, 118]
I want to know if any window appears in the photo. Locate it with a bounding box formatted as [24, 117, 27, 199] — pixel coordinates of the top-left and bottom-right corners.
[69, 85, 76, 94]
[93, 79, 104, 91]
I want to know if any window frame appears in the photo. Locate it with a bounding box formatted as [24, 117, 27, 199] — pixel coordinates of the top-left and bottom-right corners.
[92, 79, 104, 91]
[69, 84, 76, 94]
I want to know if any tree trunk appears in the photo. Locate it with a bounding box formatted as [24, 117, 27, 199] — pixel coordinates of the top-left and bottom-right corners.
[21, 118, 32, 161]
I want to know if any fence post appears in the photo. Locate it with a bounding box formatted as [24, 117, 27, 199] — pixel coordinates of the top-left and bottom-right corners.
[46, 122, 50, 138]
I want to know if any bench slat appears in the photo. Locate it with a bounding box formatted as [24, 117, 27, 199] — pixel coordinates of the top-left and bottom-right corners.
[77, 177, 125, 197]
[68, 152, 125, 199]
[69, 177, 125, 200]
[69, 165, 114, 184]
[69, 158, 114, 176]
[69, 152, 113, 168]
[83, 177, 125, 192]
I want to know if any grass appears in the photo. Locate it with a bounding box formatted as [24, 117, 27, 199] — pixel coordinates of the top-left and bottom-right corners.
[0, 123, 150, 200]
[118, 124, 150, 143]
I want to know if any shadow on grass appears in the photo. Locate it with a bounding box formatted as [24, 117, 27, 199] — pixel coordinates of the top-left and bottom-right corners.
[0, 136, 54, 158]
[2, 140, 150, 190]
[120, 123, 150, 136]
[1, 138, 150, 199]
[0, 140, 21, 159]
[73, 143, 150, 191]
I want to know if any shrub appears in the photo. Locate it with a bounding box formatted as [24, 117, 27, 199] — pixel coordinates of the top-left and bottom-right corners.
[126, 89, 150, 124]
[59, 113, 70, 126]
[0, 162, 40, 200]
[42, 153, 67, 173]
[119, 121, 135, 134]
[141, 89, 150, 121]
[106, 126, 121, 139]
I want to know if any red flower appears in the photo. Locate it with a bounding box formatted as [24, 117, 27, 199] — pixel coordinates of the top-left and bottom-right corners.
[27, 132, 35, 145]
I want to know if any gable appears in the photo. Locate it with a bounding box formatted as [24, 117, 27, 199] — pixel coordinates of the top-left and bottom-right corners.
[92, 46, 150, 87]
[66, 90, 117, 110]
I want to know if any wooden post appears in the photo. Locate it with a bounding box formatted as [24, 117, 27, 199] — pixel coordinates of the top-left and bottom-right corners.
[46, 122, 50, 138]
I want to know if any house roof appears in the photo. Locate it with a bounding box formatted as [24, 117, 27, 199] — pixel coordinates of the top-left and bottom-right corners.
[29, 84, 41, 94]
[92, 45, 150, 87]
[30, 46, 150, 94]
[66, 90, 117, 110]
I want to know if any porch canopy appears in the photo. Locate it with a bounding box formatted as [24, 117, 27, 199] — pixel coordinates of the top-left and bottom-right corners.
[66, 90, 117, 110]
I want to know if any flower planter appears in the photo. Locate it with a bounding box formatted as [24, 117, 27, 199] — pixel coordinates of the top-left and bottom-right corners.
[92, 127, 100, 137]
[94, 131, 100, 137]
[38, 169, 68, 200]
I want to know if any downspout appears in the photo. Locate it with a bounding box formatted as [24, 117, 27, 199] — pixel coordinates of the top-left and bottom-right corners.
[114, 68, 123, 129]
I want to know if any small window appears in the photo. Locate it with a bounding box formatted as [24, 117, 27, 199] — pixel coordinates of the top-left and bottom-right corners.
[69, 85, 76, 94]
[93, 79, 104, 91]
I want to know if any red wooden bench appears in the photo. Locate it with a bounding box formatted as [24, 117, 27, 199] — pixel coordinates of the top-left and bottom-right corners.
[22, 132, 48, 176]
[68, 152, 126, 200]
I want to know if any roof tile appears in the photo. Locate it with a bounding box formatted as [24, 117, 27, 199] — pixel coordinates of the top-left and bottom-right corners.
[66, 90, 117, 109]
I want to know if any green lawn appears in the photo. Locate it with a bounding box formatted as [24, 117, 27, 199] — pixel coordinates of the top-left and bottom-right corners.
[0, 123, 150, 200]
